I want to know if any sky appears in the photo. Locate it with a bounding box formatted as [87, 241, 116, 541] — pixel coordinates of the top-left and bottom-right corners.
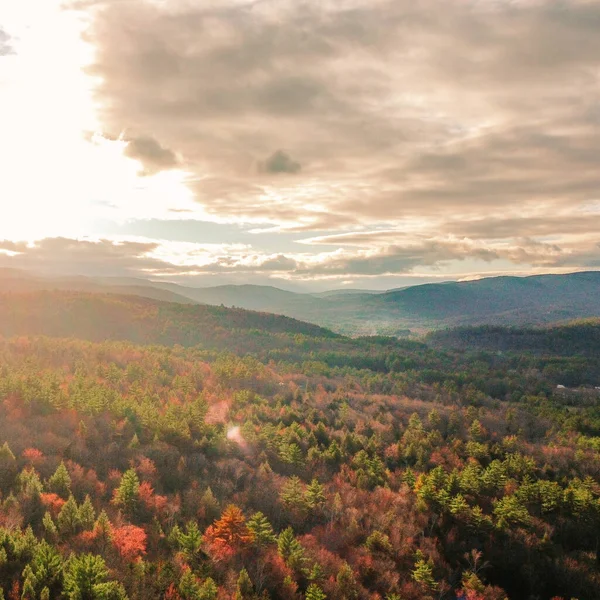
[0, 0, 599, 291]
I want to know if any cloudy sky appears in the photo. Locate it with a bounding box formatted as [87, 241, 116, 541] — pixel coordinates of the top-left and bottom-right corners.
[1, 0, 599, 290]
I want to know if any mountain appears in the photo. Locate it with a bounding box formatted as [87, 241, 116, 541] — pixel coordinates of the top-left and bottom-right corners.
[363, 271, 600, 330]
[2, 269, 600, 335]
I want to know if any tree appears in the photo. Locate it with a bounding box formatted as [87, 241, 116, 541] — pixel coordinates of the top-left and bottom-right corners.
[305, 479, 326, 511]
[247, 512, 276, 548]
[335, 563, 358, 599]
[112, 525, 147, 562]
[176, 521, 203, 566]
[234, 569, 254, 600]
[48, 462, 72, 498]
[277, 527, 306, 572]
[412, 554, 437, 592]
[280, 476, 307, 514]
[204, 505, 254, 560]
[113, 469, 140, 517]
[493, 495, 531, 529]
[64, 553, 127, 600]
[79, 495, 96, 530]
[0, 442, 17, 492]
[58, 496, 82, 536]
[305, 584, 327, 600]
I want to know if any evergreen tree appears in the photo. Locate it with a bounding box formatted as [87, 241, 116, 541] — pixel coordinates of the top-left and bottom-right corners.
[305, 584, 327, 600]
[48, 462, 72, 498]
[305, 479, 326, 510]
[79, 495, 96, 530]
[113, 469, 140, 517]
[0, 442, 17, 492]
[176, 521, 203, 566]
[280, 476, 307, 513]
[277, 527, 306, 572]
[247, 512, 276, 548]
[58, 496, 82, 536]
[234, 569, 254, 600]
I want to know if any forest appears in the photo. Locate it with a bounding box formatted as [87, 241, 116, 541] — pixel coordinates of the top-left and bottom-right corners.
[0, 291, 599, 600]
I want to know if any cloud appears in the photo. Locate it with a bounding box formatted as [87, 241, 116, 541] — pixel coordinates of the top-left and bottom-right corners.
[123, 135, 178, 174]
[260, 150, 301, 175]
[0, 27, 15, 56]
[75, 0, 600, 240]
[3, 234, 597, 285]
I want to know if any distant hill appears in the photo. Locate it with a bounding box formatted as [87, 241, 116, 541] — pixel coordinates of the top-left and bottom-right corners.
[365, 271, 600, 329]
[1, 269, 599, 334]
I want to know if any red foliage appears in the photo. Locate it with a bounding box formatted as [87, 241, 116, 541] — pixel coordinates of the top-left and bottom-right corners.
[139, 481, 169, 515]
[112, 525, 147, 561]
[137, 457, 158, 481]
[22, 448, 44, 465]
[40, 493, 66, 515]
[164, 584, 182, 600]
[9, 580, 20, 600]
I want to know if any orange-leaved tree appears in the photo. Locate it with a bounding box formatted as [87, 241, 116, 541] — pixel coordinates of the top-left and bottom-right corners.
[204, 504, 254, 561]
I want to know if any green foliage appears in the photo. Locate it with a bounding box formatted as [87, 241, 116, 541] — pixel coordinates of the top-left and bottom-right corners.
[246, 512, 276, 547]
[305, 584, 327, 600]
[64, 553, 126, 600]
[48, 462, 72, 498]
[175, 521, 203, 565]
[278, 527, 307, 572]
[412, 555, 437, 591]
[58, 496, 82, 536]
[113, 469, 139, 517]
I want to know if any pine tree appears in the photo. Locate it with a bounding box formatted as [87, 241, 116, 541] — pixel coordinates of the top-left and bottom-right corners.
[277, 527, 306, 572]
[42, 512, 58, 541]
[247, 512, 276, 548]
[412, 555, 437, 591]
[280, 476, 307, 513]
[113, 469, 140, 517]
[176, 521, 203, 566]
[64, 553, 109, 599]
[234, 569, 254, 600]
[305, 584, 327, 600]
[200, 487, 220, 522]
[21, 564, 37, 600]
[0, 442, 17, 492]
[93, 511, 113, 552]
[305, 479, 326, 510]
[79, 495, 96, 530]
[48, 462, 72, 498]
[58, 495, 82, 536]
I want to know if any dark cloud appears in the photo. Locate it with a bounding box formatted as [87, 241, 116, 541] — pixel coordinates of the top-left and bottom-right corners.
[123, 135, 178, 174]
[0, 27, 14, 56]
[260, 150, 301, 175]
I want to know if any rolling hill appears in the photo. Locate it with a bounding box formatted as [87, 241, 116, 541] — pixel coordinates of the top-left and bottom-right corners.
[1, 269, 599, 334]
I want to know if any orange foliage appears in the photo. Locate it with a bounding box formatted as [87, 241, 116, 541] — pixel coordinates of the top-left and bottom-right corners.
[139, 481, 168, 514]
[204, 504, 254, 560]
[22, 448, 44, 465]
[112, 524, 147, 561]
[40, 493, 66, 515]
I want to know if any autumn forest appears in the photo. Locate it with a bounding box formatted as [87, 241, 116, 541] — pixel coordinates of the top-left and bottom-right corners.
[0, 291, 600, 600]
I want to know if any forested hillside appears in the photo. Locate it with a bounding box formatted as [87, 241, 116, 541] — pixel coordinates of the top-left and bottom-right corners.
[428, 321, 600, 357]
[2, 270, 600, 335]
[0, 291, 600, 599]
